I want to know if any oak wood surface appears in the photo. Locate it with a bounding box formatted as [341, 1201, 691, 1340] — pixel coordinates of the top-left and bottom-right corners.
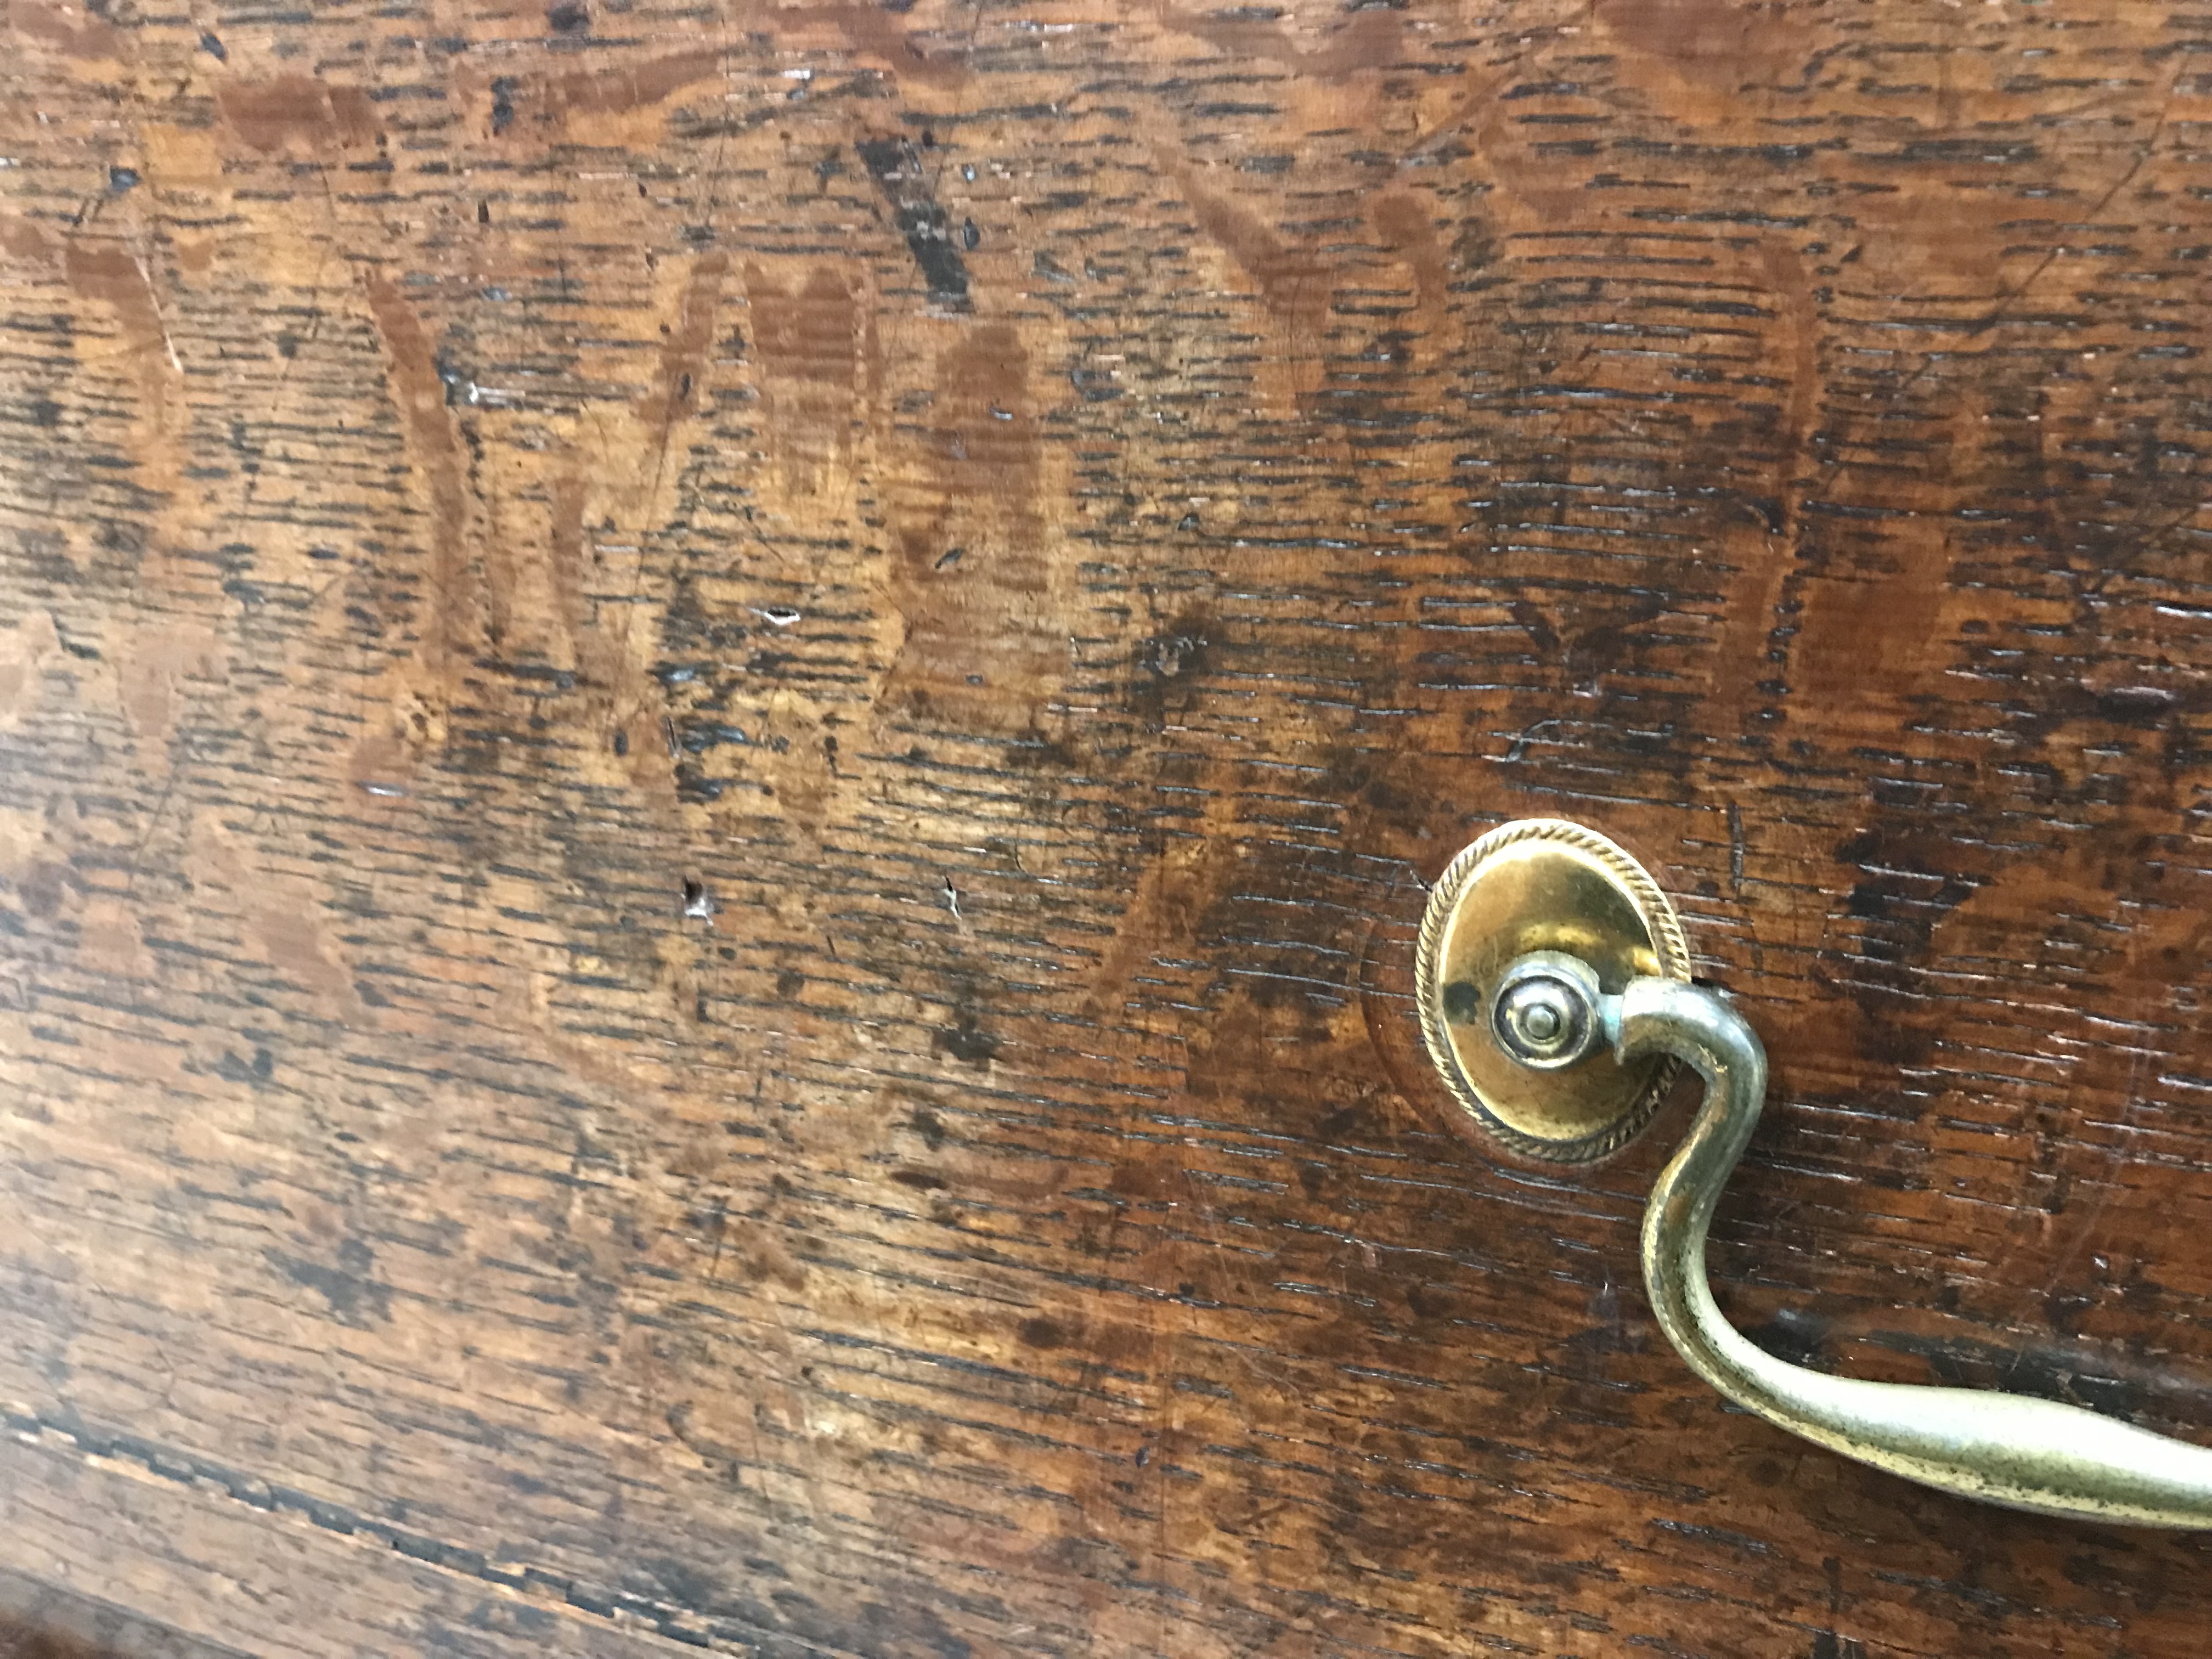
[3, 0, 2212, 1654]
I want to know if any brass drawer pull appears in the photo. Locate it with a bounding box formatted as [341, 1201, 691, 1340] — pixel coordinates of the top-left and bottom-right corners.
[1417, 819, 2212, 1527]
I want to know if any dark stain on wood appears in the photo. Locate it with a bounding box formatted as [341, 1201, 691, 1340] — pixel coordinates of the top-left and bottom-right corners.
[0, 1571, 246, 1659]
[857, 136, 970, 308]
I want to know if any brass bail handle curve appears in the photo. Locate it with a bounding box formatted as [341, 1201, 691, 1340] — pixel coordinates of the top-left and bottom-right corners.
[1499, 953, 2212, 1529]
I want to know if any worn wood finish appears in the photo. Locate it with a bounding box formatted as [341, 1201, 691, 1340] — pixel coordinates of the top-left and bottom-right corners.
[5, 1, 2212, 1653]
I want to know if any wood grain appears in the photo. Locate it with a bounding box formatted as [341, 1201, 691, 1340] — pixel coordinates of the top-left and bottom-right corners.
[4, 1, 2212, 1654]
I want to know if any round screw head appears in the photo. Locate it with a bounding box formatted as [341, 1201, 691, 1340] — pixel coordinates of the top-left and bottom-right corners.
[1517, 1000, 1562, 1042]
[1488, 952, 1605, 1071]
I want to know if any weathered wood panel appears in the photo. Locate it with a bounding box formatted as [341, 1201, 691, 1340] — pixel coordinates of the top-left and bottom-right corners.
[3, 1, 2212, 1654]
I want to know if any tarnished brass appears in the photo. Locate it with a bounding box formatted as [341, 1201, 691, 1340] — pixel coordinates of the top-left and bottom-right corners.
[1615, 974, 2212, 1528]
[1415, 819, 1691, 1161]
[1423, 816, 2212, 1527]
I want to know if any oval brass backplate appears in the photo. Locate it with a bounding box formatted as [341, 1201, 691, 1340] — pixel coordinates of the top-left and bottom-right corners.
[1416, 819, 1692, 1161]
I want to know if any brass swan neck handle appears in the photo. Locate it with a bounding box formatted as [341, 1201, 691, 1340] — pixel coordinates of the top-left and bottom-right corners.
[1417, 819, 2212, 1525]
[1504, 954, 2212, 1528]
